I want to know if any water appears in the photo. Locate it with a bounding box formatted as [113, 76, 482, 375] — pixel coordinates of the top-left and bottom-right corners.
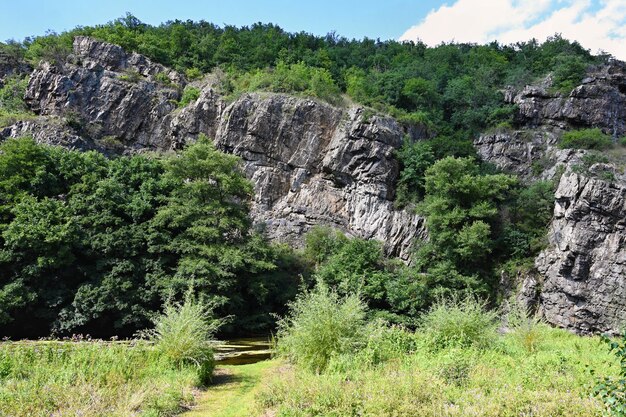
[213, 337, 272, 365]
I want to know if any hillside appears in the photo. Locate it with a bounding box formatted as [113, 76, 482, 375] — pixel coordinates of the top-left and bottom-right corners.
[0, 18, 625, 338]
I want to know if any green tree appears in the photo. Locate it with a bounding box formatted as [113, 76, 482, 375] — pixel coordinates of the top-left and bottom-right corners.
[416, 156, 516, 293]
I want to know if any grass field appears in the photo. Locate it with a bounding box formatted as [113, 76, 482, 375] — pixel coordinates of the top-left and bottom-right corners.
[257, 325, 618, 417]
[0, 340, 200, 417]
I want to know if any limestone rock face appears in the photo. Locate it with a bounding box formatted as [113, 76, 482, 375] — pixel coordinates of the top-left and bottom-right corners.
[536, 172, 626, 334]
[3, 37, 424, 260]
[475, 62, 626, 334]
[214, 97, 426, 259]
[511, 62, 626, 135]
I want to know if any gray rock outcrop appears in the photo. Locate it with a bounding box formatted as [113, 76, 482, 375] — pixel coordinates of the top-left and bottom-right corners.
[536, 172, 626, 333]
[476, 64, 626, 334]
[2, 36, 424, 260]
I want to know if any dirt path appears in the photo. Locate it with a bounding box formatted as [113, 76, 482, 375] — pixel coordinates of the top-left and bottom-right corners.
[180, 360, 279, 417]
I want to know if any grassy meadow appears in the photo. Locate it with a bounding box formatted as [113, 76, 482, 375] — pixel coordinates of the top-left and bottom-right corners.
[0, 340, 199, 417]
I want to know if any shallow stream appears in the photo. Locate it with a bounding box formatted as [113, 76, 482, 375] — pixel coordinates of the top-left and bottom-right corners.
[213, 337, 272, 365]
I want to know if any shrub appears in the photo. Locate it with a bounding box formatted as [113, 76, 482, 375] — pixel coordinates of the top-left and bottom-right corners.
[559, 128, 612, 150]
[355, 324, 418, 367]
[185, 67, 203, 80]
[593, 331, 626, 416]
[154, 71, 174, 87]
[178, 85, 200, 107]
[142, 294, 220, 384]
[230, 61, 342, 105]
[275, 283, 369, 373]
[118, 69, 142, 83]
[420, 295, 498, 351]
[506, 299, 544, 353]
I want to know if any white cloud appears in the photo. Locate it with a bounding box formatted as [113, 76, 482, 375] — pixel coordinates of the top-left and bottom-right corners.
[399, 0, 626, 60]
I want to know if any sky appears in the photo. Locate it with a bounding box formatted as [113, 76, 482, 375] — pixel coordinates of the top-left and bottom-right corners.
[1, 0, 626, 59]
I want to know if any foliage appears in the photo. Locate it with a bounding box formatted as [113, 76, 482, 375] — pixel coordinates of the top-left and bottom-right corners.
[420, 296, 498, 351]
[275, 283, 369, 373]
[0, 137, 301, 338]
[259, 326, 615, 417]
[304, 227, 427, 327]
[593, 331, 626, 416]
[0, 74, 34, 128]
[0, 340, 199, 417]
[415, 157, 516, 296]
[502, 180, 554, 259]
[395, 139, 435, 206]
[142, 293, 219, 384]
[178, 85, 200, 107]
[229, 61, 342, 104]
[559, 128, 613, 150]
[118, 69, 142, 83]
[506, 298, 545, 353]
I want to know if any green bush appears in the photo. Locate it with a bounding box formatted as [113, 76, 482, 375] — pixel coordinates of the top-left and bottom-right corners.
[230, 61, 342, 105]
[559, 128, 613, 150]
[178, 85, 200, 107]
[275, 283, 369, 373]
[118, 69, 142, 83]
[506, 299, 544, 353]
[185, 67, 203, 80]
[154, 71, 174, 86]
[141, 294, 220, 384]
[593, 331, 626, 416]
[0, 75, 34, 128]
[420, 296, 498, 351]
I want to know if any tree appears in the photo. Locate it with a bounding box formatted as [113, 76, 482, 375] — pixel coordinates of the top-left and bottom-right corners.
[416, 156, 516, 291]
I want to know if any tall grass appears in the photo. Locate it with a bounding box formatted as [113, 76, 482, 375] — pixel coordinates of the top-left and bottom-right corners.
[420, 296, 498, 351]
[275, 283, 369, 373]
[0, 296, 220, 416]
[259, 325, 617, 417]
[142, 294, 220, 384]
[0, 340, 196, 417]
[261, 295, 618, 416]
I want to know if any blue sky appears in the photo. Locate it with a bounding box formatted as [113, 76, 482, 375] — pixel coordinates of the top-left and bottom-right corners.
[2, 0, 626, 59]
[0, 0, 439, 42]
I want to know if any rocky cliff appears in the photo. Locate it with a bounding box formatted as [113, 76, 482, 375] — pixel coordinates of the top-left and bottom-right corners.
[1, 36, 425, 261]
[4, 36, 626, 333]
[535, 173, 626, 333]
[475, 62, 626, 334]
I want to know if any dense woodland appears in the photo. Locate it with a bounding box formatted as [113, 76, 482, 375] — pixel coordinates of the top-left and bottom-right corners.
[0, 15, 605, 338]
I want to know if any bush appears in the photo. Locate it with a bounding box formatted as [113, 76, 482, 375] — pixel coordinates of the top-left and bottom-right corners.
[593, 331, 626, 416]
[506, 299, 544, 353]
[275, 283, 369, 373]
[559, 128, 612, 150]
[118, 69, 142, 83]
[178, 86, 200, 107]
[143, 294, 220, 384]
[185, 67, 203, 80]
[420, 296, 498, 351]
[230, 61, 342, 105]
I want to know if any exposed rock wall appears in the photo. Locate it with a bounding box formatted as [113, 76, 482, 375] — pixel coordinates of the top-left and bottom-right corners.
[2, 36, 424, 260]
[536, 172, 626, 333]
[476, 64, 626, 334]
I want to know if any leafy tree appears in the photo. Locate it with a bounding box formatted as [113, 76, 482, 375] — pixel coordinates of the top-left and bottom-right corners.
[0, 137, 303, 338]
[395, 139, 435, 206]
[416, 157, 516, 293]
